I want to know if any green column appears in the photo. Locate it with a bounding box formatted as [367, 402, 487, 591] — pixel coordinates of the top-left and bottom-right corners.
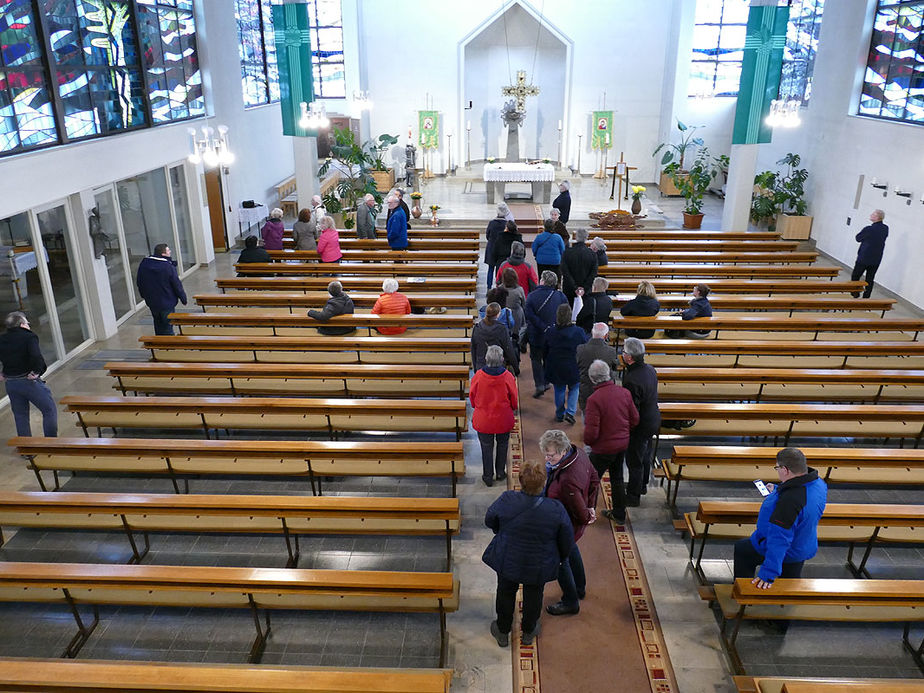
[272, 3, 314, 137]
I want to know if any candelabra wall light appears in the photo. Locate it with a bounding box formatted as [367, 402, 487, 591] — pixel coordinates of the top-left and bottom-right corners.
[765, 98, 802, 128]
[299, 101, 330, 130]
[187, 124, 234, 168]
[352, 90, 373, 111]
[869, 178, 888, 196]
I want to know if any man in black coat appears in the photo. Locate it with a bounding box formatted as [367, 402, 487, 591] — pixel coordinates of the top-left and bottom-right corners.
[618, 337, 660, 516]
[850, 209, 888, 298]
[484, 203, 510, 290]
[552, 181, 571, 224]
[136, 243, 187, 336]
[560, 228, 598, 303]
[307, 281, 356, 335]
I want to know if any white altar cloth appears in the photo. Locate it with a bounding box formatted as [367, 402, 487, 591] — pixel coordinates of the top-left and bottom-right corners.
[483, 163, 555, 183]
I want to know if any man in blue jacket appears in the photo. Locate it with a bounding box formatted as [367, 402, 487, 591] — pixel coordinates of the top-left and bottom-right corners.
[850, 209, 888, 298]
[733, 447, 827, 588]
[385, 195, 408, 250]
[136, 244, 187, 336]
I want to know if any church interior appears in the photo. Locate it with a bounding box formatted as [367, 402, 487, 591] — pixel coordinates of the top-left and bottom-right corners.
[0, 1, 923, 691]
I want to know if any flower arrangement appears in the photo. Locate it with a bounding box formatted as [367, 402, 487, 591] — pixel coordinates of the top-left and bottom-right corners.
[542, 157, 551, 164]
[631, 185, 646, 202]
[430, 204, 441, 211]
[486, 156, 496, 163]
[410, 191, 422, 200]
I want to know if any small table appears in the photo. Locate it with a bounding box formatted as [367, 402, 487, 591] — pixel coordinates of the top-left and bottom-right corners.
[483, 163, 555, 204]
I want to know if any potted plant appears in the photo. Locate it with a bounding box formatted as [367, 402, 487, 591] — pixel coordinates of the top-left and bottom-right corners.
[666, 147, 718, 229]
[749, 153, 811, 238]
[318, 127, 381, 229]
[365, 132, 399, 192]
[653, 120, 704, 196]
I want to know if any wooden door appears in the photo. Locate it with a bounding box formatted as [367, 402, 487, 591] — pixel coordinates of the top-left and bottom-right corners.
[203, 169, 227, 252]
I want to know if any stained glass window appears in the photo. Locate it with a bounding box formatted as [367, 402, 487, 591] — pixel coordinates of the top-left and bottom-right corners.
[859, 0, 924, 124]
[236, 0, 343, 107]
[689, 0, 824, 100]
[0, 0, 203, 158]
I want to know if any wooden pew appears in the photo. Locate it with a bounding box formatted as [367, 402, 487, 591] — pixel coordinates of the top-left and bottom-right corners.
[656, 402, 924, 445]
[235, 262, 478, 277]
[337, 237, 479, 250]
[599, 264, 839, 279]
[168, 312, 475, 337]
[734, 675, 924, 693]
[611, 294, 894, 316]
[60, 396, 469, 440]
[274, 176, 297, 217]
[0, 562, 459, 664]
[653, 367, 924, 403]
[0, 491, 461, 569]
[684, 501, 924, 580]
[604, 250, 818, 264]
[0, 658, 454, 693]
[636, 340, 924, 370]
[216, 276, 477, 295]
[139, 335, 472, 365]
[195, 292, 475, 315]
[659, 446, 924, 514]
[601, 239, 800, 251]
[105, 362, 471, 399]
[589, 230, 781, 241]
[286, 227, 479, 239]
[604, 279, 867, 295]
[612, 315, 923, 342]
[709, 578, 924, 674]
[12, 436, 466, 496]
[266, 249, 479, 263]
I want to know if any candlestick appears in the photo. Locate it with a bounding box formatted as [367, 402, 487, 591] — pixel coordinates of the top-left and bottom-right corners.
[557, 119, 562, 130]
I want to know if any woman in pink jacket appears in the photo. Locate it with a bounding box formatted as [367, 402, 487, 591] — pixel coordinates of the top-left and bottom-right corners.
[316, 215, 342, 263]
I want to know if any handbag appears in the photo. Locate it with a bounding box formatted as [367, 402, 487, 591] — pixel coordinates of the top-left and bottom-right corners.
[482, 496, 545, 569]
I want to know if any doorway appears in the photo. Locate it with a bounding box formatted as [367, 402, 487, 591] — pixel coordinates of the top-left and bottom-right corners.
[204, 168, 228, 252]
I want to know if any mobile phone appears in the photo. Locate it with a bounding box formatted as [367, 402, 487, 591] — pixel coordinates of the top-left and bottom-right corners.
[753, 479, 770, 497]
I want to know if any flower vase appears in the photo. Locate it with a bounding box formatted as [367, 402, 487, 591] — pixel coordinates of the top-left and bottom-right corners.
[430, 209, 439, 226]
[631, 198, 642, 215]
[411, 204, 422, 219]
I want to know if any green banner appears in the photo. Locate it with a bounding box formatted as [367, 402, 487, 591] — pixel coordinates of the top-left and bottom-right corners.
[272, 3, 314, 137]
[732, 5, 790, 145]
[591, 111, 613, 150]
[418, 111, 439, 149]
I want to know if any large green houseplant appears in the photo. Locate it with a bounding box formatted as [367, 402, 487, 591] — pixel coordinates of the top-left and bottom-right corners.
[665, 147, 718, 229]
[750, 152, 811, 238]
[653, 119, 704, 196]
[366, 132, 399, 191]
[317, 127, 381, 228]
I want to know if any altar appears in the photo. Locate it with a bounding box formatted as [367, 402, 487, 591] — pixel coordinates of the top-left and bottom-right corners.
[483, 162, 555, 204]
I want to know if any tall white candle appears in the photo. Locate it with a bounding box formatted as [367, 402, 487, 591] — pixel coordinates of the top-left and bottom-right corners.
[558, 119, 562, 130]
[467, 121, 471, 131]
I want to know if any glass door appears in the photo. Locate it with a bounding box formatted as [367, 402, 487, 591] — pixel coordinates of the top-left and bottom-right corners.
[168, 164, 197, 273]
[92, 188, 135, 322]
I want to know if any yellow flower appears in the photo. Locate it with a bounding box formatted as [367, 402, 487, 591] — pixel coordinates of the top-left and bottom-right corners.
[631, 185, 646, 194]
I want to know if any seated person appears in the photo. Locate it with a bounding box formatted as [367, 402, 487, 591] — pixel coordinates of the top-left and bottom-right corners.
[666, 283, 712, 339]
[307, 281, 355, 335]
[236, 235, 270, 277]
[575, 276, 614, 334]
[372, 278, 411, 334]
[619, 280, 660, 338]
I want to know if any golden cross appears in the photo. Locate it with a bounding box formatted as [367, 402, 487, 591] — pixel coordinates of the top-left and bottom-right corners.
[502, 70, 540, 113]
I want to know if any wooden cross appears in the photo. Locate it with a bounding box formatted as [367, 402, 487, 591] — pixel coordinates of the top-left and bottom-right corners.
[607, 152, 638, 205]
[502, 70, 540, 113]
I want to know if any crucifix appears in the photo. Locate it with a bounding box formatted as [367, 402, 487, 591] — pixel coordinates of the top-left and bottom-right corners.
[608, 152, 637, 203]
[500, 70, 539, 163]
[502, 70, 540, 113]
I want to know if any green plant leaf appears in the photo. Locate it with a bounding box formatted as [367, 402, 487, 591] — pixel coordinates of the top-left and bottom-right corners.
[677, 120, 687, 131]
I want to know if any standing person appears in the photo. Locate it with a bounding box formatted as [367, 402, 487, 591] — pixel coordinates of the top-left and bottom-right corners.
[292, 208, 318, 251]
[0, 312, 57, 437]
[549, 208, 569, 248]
[386, 189, 411, 226]
[484, 460, 574, 647]
[308, 195, 326, 238]
[355, 194, 378, 239]
[733, 448, 827, 588]
[495, 241, 538, 297]
[850, 209, 888, 298]
[471, 302, 518, 373]
[539, 429, 599, 616]
[619, 280, 660, 339]
[584, 360, 638, 524]
[531, 219, 566, 279]
[560, 228, 598, 304]
[492, 220, 523, 273]
[371, 278, 411, 335]
[484, 204, 509, 290]
[307, 281, 355, 335]
[316, 216, 342, 263]
[525, 271, 569, 399]
[552, 180, 571, 224]
[576, 322, 620, 413]
[500, 267, 527, 346]
[575, 276, 613, 334]
[620, 338, 660, 508]
[261, 207, 285, 250]
[470, 345, 519, 486]
[136, 243, 187, 336]
[590, 237, 608, 267]
[544, 303, 588, 424]
[385, 195, 408, 250]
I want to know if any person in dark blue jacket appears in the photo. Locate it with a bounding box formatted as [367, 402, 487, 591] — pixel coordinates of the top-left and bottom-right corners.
[552, 180, 571, 224]
[733, 447, 827, 588]
[850, 209, 888, 299]
[666, 283, 712, 338]
[385, 195, 408, 250]
[136, 243, 187, 336]
[524, 271, 569, 398]
[484, 460, 574, 647]
[484, 204, 509, 289]
[544, 303, 589, 423]
[531, 219, 566, 279]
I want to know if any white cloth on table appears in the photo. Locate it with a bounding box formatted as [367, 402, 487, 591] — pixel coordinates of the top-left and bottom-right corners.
[0, 247, 48, 277]
[238, 204, 266, 226]
[483, 163, 555, 182]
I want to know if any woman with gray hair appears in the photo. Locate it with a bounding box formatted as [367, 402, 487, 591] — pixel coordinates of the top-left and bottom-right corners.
[538, 429, 599, 615]
[589, 237, 607, 267]
[553, 180, 571, 224]
[484, 203, 510, 289]
[260, 207, 285, 250]
[372, 278, 411, 335]
[470, 344, 519, 486]
[316, 215, 342, 262]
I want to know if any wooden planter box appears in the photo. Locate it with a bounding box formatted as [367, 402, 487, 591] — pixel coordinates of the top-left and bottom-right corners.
[371, 168, 395, 192]
[659, 171, 687, 197]
[777, 214, 813, 240]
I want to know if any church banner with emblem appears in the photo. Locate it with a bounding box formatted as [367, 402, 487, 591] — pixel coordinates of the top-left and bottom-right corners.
[272, 3, 314, 137]
[732, 4, 790, 145]
[591, 111, 613, 150]
[418, 111, 439, 149]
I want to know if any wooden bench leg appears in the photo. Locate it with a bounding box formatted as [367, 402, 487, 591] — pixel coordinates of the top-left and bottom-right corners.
[692, 525, 710, 584]
[438, 602, 447, 668]
[280, 518, 300, 568]
[846, 528, 878, 579]
[120, 515, 151, 564]
[26, 457, 47, 491]
[902, 622, 924, 674]
[247, 594, 271, 663]
[720, 605, 747, 675]
[61, 589, 99, 658]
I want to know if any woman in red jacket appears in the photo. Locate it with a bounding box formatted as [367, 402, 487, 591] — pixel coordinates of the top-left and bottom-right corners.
[495, 241, 538, 296]
[470, 345, 519, 486]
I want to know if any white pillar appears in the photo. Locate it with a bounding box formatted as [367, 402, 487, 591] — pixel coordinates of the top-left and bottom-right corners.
[294, 136, 320, 211]
[721, 144, 759, 231]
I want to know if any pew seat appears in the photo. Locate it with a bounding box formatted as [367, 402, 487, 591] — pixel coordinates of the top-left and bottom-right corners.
[195, 292, 475, 315]
[734, 676, 924, 693]
[234, 262, 477, 277]
[216, 277, 477, 294]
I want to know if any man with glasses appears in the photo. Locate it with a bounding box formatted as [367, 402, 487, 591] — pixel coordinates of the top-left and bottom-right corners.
[733, 448, 827, 589]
